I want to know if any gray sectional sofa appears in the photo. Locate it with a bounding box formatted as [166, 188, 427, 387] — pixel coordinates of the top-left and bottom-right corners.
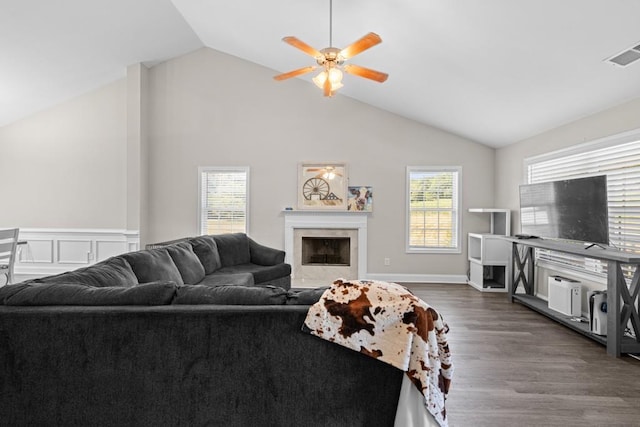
[6, 233, 291, 303]
[0, 233, 404, 426]
[146, 232, 292, 289]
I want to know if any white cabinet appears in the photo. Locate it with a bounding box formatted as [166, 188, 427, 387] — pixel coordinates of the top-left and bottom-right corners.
[468, 209, 511, 292]
[468, 233, 510, 265]
[468, 233, 508, 291]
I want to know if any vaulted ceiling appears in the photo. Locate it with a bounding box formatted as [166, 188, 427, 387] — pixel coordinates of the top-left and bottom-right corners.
[2, 0, 640, 147]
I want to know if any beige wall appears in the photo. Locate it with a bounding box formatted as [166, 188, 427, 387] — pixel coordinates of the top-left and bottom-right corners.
[0, 47, 496, 277]
[147, 48, 495, 276]
[2, 44, 638, 281]
[0, 79, 128, 229]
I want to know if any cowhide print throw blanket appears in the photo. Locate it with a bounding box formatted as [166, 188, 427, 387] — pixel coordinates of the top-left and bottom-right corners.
[304, 279, 453, 427]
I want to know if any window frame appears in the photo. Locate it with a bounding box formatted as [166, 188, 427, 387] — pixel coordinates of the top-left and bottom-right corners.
[523, 128, 640, 280]
[405, 166, 462, 254]
[198, 166, 250, 236]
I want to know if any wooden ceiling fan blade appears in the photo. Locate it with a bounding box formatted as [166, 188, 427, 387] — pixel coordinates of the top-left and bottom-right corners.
[273, 66, 317, 81]
[344, 64, 388, 82]
[339, 32, 382, 60]
[282, 36, 323, 58]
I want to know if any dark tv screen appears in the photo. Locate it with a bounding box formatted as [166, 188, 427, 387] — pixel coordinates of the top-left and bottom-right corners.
[519, 175, 609, 244]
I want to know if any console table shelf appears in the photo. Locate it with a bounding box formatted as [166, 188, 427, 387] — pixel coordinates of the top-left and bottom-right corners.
[504, 236, 640, 357]
[512, 294, 607, 345]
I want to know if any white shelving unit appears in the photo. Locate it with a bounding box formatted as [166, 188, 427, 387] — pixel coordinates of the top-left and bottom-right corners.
[467, 208, 511, 292]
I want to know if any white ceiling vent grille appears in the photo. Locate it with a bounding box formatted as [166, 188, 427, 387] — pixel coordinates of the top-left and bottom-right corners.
[606, 42, 640, 67]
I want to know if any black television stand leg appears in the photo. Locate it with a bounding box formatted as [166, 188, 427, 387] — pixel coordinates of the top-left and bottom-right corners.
[508, 243, 534, 301]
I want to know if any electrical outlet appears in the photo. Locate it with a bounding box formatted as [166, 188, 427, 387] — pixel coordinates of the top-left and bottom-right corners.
[384, 258, 391, 266]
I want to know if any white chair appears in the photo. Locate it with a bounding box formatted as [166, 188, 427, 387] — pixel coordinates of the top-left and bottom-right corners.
[0, 228, 19, 286]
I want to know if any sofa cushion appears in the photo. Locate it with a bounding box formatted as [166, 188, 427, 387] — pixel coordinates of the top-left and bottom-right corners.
[189, 235, 222, 274]
[248, 238, 286, 265]
[2, 281, 177, 306]
[286, 287, 329, 305]
[212, 233, 251, 267]
[0, 281, 32, 303]
[198, 272, 254, 287]
[35, 256, 138, 288]
[172, 284, 287, 305]
[165, 242, 206, 285]
[216, 263, 291, 285]
[122, 248, 184, 286]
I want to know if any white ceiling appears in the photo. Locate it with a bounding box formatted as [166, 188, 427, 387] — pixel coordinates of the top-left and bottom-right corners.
[2, 0, 640, 147]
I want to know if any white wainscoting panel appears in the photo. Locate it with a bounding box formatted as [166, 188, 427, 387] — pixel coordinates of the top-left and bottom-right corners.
[97, 240, 129, 262]
[15, 228, 140, 277]
[57, 240, 92, 264]
[20, 239, 54, 264]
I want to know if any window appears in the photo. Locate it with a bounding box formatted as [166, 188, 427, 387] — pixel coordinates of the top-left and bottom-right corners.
[199, 167, 249, 235]
[525, 130, 640, 278]
[406, 166, 461, 253]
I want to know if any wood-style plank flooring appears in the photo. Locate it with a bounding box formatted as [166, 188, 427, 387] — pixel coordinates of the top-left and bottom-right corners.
[406, 284, 640, 427]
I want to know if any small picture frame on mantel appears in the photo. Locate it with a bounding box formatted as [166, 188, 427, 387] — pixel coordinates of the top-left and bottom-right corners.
[297, 162, 348, 210]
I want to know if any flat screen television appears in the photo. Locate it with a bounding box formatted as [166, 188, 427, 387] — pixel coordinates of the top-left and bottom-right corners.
[519, 175, 609, 245]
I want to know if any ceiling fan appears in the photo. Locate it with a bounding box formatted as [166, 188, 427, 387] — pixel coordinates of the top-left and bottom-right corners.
[273, 0, 388, 97]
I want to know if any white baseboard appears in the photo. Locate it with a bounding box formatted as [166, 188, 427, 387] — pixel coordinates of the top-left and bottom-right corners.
[366, 273, 468, 284]
[291, 273, 468, 288]
[15, 228, 139, 277]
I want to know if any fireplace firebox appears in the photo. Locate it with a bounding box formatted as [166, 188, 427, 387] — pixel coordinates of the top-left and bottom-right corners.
[301, 237, 350, 266]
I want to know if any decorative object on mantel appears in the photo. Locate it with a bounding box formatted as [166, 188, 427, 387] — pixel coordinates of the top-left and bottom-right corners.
[298, 162, 347, 210]
[347, 186, 373, 212]
[273, 0, 388, 97]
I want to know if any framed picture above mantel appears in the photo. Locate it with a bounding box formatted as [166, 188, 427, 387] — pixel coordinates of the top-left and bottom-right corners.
[297, 162, 347, 210]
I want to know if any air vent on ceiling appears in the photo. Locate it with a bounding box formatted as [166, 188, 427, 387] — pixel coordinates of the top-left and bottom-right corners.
[606, 42, 640, 67]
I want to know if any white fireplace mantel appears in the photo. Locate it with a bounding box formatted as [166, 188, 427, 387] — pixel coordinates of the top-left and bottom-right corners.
[283, 211, 368, 280]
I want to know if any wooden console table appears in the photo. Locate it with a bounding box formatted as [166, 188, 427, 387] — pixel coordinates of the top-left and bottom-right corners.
[503, 236, 640, 357]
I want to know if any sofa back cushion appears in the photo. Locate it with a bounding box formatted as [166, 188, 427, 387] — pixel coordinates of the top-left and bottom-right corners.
[189, 235, 222, 274]
[35, 256, 138, 288]
[1, 281, 177, 306]
[212, 233, 251, 267]
[122, 248, 184, 286]
[172, 284, 287, 305]
[165, 242, 206, 285]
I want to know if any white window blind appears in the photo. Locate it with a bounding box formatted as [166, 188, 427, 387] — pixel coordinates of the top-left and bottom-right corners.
[526, 133, 640, 278]
[199, 167, 249, 235]
[406, 166, 461, 253]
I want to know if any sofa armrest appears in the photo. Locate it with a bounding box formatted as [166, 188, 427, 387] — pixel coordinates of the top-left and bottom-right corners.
[249, 238, 285, 265]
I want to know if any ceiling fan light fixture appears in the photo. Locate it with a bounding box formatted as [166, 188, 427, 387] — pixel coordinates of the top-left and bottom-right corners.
[312, 68, 343, 91]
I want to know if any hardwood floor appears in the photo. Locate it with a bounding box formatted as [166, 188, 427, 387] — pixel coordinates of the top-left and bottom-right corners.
[406, 283, 640, 427]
